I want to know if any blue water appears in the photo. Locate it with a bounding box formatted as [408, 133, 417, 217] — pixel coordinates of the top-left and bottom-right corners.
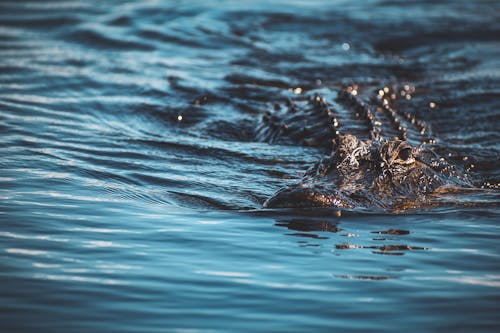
[1, 1, 499, 332]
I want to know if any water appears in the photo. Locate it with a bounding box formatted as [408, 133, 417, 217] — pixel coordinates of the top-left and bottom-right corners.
[1, 1, 499, 332]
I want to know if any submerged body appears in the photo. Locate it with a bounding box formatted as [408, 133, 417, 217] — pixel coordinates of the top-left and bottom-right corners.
[261, 85, 473, 210]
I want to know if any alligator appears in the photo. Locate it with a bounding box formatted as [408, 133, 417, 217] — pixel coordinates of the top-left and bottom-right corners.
[257, 84, 473, 211]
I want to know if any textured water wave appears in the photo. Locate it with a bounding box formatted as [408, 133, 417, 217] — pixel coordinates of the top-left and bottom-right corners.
[1, 1, 500, 332]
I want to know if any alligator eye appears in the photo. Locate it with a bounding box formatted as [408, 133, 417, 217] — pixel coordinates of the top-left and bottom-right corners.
[398, 147, 413, 161]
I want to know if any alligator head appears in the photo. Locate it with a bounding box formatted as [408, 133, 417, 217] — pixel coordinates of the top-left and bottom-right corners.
[264, 133, 471, 210]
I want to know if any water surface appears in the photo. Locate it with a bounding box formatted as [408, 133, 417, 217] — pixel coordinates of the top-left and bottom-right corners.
[1, 1, 499, 332]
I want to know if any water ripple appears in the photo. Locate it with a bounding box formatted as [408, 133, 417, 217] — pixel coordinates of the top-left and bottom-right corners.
[1, 1, 500, 332]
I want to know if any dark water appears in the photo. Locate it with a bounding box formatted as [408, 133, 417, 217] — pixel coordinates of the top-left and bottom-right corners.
[1, 1, 500, 332]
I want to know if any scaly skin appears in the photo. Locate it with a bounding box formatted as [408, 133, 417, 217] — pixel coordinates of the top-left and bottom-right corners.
[264, 134, 471, 209]
[261, 85, 472, 210]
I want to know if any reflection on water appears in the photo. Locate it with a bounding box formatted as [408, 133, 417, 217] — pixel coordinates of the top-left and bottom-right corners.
[275, 218, 342, 234]
[1, 0, 500, 332]
[336, 243, 427, 256]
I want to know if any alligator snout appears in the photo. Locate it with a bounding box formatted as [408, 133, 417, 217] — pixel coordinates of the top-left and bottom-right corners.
[263, 185, 353, 209]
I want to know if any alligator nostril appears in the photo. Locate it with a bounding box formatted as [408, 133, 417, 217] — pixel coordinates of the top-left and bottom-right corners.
[398, 147, 412, 161]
